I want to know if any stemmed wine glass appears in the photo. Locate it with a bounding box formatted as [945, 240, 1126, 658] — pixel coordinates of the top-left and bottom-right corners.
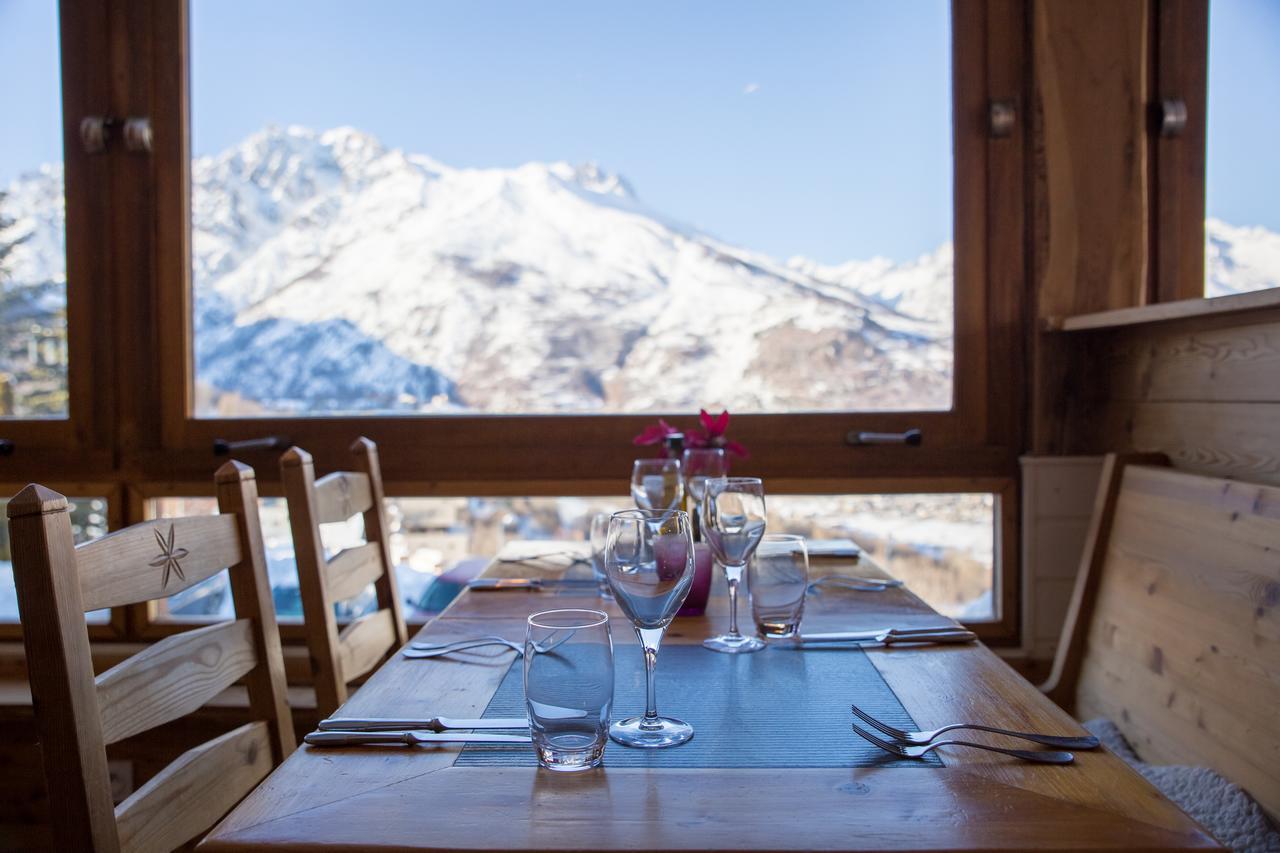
[604, 508, 697, 748]
[702, 477, 767, 653]
[631, 458, 683, 512]
[682, 448, 728, 535]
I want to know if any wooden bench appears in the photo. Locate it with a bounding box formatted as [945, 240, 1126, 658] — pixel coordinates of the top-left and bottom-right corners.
[1042, 453, 1280, 821]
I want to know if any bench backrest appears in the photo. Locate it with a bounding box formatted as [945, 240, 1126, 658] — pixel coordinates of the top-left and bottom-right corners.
[1044, 454, 1280, 819]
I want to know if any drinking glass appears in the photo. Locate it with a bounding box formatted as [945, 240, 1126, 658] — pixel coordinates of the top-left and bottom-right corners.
[749, 534, 809, 639]
[702, 477, 767, 653]
[631, 458, 684, 512]
[524, 609, 614, 771]
[588, 512, 614, 599]
[604, 509, 696, 748]
[682, 448, 728, 536]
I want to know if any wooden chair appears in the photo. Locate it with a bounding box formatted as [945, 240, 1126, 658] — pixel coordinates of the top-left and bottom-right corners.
[280, 438, 408, 716]
[6, 461, 296, 852]
[1042, 453, 1280, 820]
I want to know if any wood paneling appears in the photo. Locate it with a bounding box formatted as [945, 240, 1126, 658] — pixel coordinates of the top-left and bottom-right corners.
[1059, 463, 1280, 819]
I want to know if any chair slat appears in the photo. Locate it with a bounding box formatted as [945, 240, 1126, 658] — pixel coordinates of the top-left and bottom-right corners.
[337, 608, 398, 682]
[76, 515, 243, 612]
[325, 542, 384, 602]
[96, 619, 258, 745]
[114, 720, 272, 853]
[313, 471, 373, 524]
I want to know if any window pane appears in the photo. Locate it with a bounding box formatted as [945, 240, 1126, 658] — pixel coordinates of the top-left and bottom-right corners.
[190, 1, 953, 416]
[768, 493, 995, 620]
[1205, 0, 1280, 297]
[1, 495, 110, 623]
[0, 2, 68, 417]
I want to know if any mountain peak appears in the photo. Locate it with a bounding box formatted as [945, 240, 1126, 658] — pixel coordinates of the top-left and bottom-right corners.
[548, 160, 636, 199]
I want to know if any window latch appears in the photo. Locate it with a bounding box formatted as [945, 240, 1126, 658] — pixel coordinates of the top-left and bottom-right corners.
[1157, 99, 1188, 138]
[0, 439, 13, 456]
[213, 435, 292, 456]
[845, 428, 922, 447]
[79, 115, 153, 154]
[988, 99, 1016, 138]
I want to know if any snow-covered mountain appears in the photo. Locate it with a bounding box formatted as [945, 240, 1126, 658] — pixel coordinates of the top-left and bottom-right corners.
[3, 126, 1275, 416]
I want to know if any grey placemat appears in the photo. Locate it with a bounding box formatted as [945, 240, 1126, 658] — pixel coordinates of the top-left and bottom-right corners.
[455, 644, 942, 768]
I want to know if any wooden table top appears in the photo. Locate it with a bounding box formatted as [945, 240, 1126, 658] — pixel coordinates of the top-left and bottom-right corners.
[201, 542, 1218, 852]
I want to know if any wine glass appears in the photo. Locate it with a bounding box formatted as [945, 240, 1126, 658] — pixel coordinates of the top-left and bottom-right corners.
[702, 477, 767, 653]
[682, 447, 728, 535]
[630, 458, 683, 512]
[588, 512, 614, 599]
[604, 508, 696, 748]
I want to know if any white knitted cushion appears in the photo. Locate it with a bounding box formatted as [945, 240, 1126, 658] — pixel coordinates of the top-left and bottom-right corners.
[1084, 719, 1280, 853]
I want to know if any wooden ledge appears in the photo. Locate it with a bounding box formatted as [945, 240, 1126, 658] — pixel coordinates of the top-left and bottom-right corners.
[1044, 287, 1280, 332]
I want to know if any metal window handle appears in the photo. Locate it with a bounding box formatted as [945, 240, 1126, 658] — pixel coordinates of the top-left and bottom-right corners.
[0, 439, 13, 457]
[845, 429, 922, 447]
[213, 435, 292, 455]
[1158, 99, 1187, 138]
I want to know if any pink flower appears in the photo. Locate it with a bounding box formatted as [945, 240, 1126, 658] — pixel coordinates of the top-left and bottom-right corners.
[687, 409, 749, 459]
[632, 418, 682, 448]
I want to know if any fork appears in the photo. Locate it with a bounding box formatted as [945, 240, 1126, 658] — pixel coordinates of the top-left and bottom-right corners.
[404, 637, 523, 658]
[851, 721, 1074, 764]
[808, 575, 905, 593]
[850, 703, 1100, 750]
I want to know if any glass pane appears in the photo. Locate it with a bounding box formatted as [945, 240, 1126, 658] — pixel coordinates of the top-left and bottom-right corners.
[1205, 0, 1280, 296]
[190, 1, 953, 416]
[1, 495, 110, 623]
[0, 2, 68, 417]
[768, 493, 996, 620]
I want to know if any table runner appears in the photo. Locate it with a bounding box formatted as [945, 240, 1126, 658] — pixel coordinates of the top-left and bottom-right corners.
[455, 644, 942, 768]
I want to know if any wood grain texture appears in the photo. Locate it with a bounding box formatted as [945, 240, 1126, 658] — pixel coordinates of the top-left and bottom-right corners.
[324, 542, 383, 603]
[75, 515, 243, 611]
[115, 721, 273, 853]
[312, 471, 372, 525]
[336, 609, 397, 683]
[1032, 0, 1151, 320]
[96, 619, 257, 745]
[1072, 464, 1280, 819]
[200, 541, 1219, 852]
[6, 485, 119, 851]
[1053, 288, 1280, 332]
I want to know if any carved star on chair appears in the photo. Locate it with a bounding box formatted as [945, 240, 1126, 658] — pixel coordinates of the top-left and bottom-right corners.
[150, 524, 190, 589]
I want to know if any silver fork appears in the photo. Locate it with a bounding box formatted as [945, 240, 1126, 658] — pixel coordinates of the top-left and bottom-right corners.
[851, 721, 1074, 764]
[850, 703, 1099, 750]
[404, 637, 523, 658]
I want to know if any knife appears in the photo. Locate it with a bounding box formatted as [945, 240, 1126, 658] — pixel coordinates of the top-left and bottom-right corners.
[467, 577, 598, 591]
[797, 625, 966, 642]
[786, 628, 977, 647]
[305, 730, 531, 747]
[318, 716, 528, 732]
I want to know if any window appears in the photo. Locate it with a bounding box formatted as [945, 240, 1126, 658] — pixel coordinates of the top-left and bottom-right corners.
[1204, 0, 1280, 297]
[0, 1, 68, 418]
[187, 1, 955, 417]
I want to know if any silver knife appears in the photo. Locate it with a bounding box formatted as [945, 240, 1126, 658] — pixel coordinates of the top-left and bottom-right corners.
[798, 625, 966, 642]
[786, 629, 977, 647]
[467, 577, 597, 591]
[304, 730, 531, 747]
[318, 716, 528, 732]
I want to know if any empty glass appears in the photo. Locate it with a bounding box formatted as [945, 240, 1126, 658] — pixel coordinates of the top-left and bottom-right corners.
[631, 458, 684, 512]
[605, 508, 696, 748]
[524, 609, 614, 771]
[588, 512, 614, 599]
[703, 477, 767, 653]
[749, 534, 809, 639]
[682, 447, 728, 536]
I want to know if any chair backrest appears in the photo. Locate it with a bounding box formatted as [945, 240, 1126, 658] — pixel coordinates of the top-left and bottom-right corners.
[1043, 454, 1280, 820]
[281, 437, 408, 716]
[6, 461, 296, 852]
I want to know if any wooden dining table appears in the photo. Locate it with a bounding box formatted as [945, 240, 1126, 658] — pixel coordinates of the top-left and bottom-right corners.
[201, 541, 1219, 852]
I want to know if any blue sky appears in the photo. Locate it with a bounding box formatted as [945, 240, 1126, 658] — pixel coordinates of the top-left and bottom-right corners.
[2, 0, 1277, 264]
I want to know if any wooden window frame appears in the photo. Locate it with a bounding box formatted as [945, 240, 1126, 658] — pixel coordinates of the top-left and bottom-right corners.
[4, 0, 1029, 645]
